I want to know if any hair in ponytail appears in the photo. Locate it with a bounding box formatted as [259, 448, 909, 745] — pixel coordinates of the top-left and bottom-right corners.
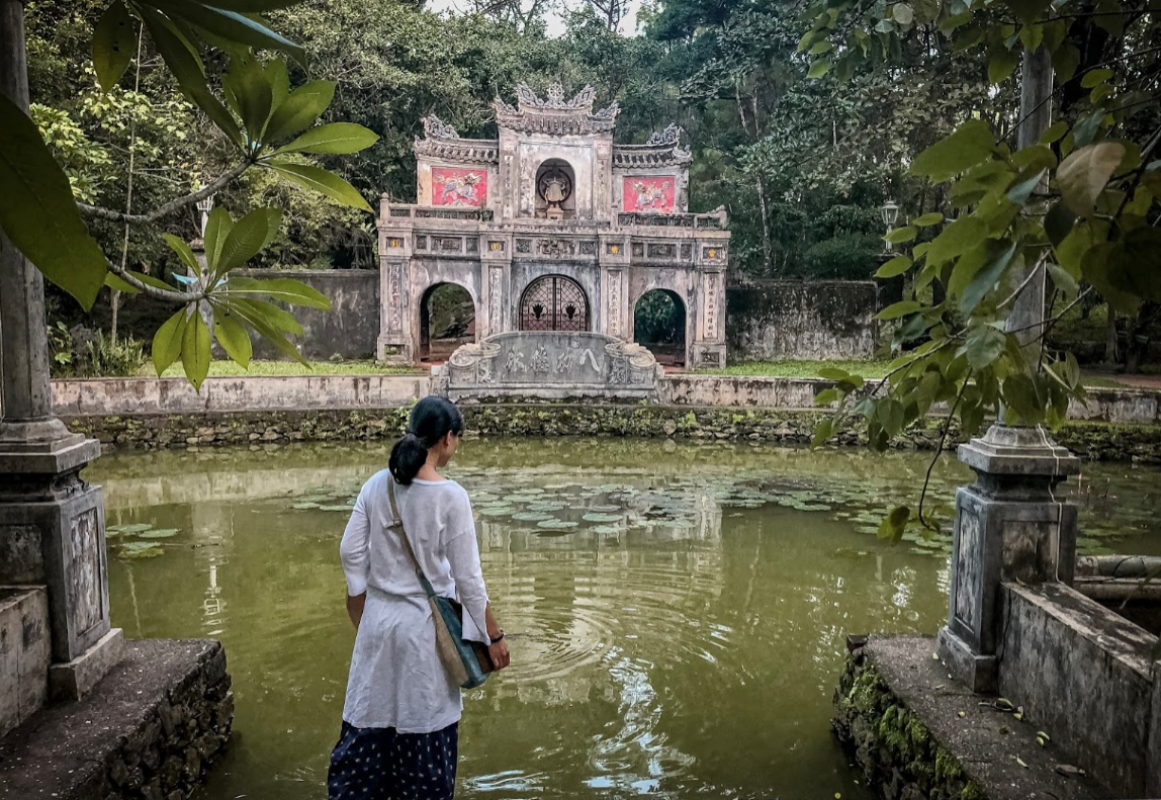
[389, 396, 464, 485]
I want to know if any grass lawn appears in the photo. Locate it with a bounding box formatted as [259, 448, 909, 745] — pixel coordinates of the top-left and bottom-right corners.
[141, 359, 423, 378]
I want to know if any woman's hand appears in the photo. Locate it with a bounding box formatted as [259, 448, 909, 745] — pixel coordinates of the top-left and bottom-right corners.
[488, 637, 510, 670]
[347, 593, 366, 630]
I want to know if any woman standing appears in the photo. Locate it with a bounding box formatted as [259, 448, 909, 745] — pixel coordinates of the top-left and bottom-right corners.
[330, 396, 510, 800]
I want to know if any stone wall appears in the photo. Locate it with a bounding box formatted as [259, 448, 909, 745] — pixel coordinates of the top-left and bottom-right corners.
[58, 403, 1161, 463]
[0, 638, 232, 800]
[834, 635, 1110, 800]
[52, 374, 430, 417]
[725, 280, 878, 361]
[234, 269, 379, 361]
[0, 588, 49, 739]
[997, 582, 1159, 797]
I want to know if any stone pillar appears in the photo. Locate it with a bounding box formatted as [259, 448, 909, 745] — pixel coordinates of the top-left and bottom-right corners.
[480, 235, 512, 338]
[691, 242, 728, 369]
[376, 195, 413, 364]
[0, 0, 123, 700]
[938, 425, 1080, 692]
[939, 45, 1065, 694]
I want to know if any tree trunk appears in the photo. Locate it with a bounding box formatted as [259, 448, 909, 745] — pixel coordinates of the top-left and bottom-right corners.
[1105, 310, 1118, 364]
[755, 177, 772, 276]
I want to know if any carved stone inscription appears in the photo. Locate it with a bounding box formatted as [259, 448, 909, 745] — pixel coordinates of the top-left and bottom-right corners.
[489, 267, 503, 335]
[608, 270, 621, 338]
[447, 331, 657, 392]
[954, 510, 982, 631]
[388, 262, 403, 331]
[703, 272, 719, 339]
[70, 508, 103, 636]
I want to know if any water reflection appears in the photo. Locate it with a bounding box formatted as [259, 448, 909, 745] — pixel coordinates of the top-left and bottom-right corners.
[86, 440, 1161, 800]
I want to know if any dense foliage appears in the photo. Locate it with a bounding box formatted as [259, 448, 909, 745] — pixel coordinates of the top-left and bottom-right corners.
[7, 0, 1159, 389]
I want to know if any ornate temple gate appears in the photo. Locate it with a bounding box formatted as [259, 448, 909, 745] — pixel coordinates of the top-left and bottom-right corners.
[376, 83, 730, 370]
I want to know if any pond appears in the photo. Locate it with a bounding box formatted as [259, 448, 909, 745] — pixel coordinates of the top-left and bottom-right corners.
[90, 438, 1161, 800]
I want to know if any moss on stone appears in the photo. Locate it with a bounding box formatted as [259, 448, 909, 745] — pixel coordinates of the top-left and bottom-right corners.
[61, 402, 1161, 463]
[835, 660, 986, 800]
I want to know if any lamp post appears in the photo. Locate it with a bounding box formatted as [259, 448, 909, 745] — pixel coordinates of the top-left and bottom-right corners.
[880, 199, 900, 254]
[194, 194, 214, 247]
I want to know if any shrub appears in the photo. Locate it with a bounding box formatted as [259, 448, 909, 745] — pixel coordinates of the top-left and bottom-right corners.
[801, 233, 882, 280]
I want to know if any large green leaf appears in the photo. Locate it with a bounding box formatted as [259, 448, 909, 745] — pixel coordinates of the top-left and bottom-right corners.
[265, 59, 290, 111]
[164, 232, 202, 274]
[145, 0, 306, 64]
[152, 307, 189, 375]
[214, 207, 279, 277]
[224, 52, 273, 145]
[927, 216, 986, 267]
[181, 309, 212, 391]
[1057, 142, 1125, 218]
[264, 80, 334, 144]
[202, 207, 231, 274]
[875, 256, 912, 278]
[912, 119, 995, 182]
[266, 161, 372, 211]
[274, 123, 380, 155]
[222, 298, 308, 364]
[964, 324, 1007, 370]
[189, 0, 302, 10]
[214, 312, 252, 368]
[139, 7, 242, 146]
[0, 94, 108, 310]
[229, 297, 303, 334]
[221, 276, 331, 309]
[959, 242, 1017, 315]
[93, 1, 137, 93]
[876, 300, 922, 320]
[1106, 227, 1161, 302]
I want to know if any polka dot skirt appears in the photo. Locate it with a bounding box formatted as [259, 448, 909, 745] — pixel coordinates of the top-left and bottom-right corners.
[328, 720, 459, 800]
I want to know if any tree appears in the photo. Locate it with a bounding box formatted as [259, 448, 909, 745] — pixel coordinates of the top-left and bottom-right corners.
[1, 0, 380, 389]
[798, 0, 1161, 539]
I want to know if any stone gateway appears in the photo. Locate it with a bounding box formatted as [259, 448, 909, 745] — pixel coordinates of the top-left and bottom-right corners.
[377, 83, 730, 371]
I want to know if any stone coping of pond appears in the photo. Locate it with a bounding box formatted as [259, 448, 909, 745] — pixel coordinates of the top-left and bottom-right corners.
[46, 373, 1161, 425]
[0, 638, 232, 800]
[835, 634, 1113, 800]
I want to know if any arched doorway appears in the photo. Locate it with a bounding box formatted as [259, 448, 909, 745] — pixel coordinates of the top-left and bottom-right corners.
[520, 275, 589, 331]
[535, 158, 576, 219]
[419, 283, 475, 362]
[634, 289, 686, 367]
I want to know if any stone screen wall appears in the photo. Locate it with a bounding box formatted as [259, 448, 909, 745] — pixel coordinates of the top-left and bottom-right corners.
[235, 269, 378, 361]
[726, 280, 878, 362]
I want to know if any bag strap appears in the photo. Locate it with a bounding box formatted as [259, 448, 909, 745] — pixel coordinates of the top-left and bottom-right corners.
[387, 476, 438, 600]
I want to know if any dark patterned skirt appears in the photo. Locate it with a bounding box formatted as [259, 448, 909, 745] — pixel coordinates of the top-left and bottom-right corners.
[327, 720, 459, 800]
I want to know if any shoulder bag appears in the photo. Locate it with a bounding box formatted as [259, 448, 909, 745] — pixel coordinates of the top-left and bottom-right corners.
[387, 476, 493, 690]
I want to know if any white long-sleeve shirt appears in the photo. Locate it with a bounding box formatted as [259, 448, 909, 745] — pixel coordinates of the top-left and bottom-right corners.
[339, 469, 490, 732]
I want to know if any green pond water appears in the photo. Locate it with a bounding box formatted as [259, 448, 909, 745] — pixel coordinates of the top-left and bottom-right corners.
[90, 439, 1161, 800]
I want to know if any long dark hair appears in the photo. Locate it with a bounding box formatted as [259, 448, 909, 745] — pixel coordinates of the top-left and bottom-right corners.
[389, 396, 465, 485]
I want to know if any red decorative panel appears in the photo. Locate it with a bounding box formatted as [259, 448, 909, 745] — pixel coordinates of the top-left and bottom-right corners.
[432, 168, 487, 207]
[623, 176, 676, 213]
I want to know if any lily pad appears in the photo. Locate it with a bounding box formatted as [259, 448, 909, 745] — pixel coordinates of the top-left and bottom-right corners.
[590, 525, 624, 535]
[138, 529, 180, 539]
[121, 540, 159, 552]
[536, 520, 579, 530]
[512, 512, 556, 522]
[119, 546, 164, 559]
[292, 502, 321, 510]
[582, 513, 624, 523]
[479, 506, 519, 517]
[319, 505, 354, 512]
[117, 523, 154, 534]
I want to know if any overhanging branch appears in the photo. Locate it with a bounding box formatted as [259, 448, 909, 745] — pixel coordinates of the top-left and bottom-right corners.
[78, 162, 249, 225]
